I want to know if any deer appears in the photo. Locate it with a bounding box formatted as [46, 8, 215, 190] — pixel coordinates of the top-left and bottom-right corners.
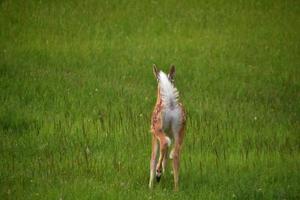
[149, 64, 186, 191]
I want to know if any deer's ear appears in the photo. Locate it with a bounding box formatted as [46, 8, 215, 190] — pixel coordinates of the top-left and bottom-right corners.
[168, 64, 175, 82]
[153, 64, 159, 79]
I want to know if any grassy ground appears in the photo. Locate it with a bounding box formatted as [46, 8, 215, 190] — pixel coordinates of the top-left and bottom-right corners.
[0, 0, 299, 199]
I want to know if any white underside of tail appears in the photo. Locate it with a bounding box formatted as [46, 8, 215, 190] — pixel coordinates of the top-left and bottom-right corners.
[158, 71, 179, 109]
[159, 71, 182, 142]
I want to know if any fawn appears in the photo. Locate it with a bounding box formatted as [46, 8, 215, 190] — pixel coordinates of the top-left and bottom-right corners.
[149, 64, 186, 191]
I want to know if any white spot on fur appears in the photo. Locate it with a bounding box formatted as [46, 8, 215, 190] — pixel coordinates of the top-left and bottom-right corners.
[165, 136, 171, 147]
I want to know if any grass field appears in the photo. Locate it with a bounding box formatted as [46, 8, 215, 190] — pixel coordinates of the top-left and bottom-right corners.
[0, 0, 299, 199]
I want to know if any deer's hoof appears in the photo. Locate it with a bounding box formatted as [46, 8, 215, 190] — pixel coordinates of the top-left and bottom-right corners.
[156, 175, 161, 182]
[156, 170, 161, 182]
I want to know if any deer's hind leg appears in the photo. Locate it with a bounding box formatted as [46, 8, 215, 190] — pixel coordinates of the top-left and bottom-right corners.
[162, 130, 173, 174]
[154, 129, 170, 182]
[172, 122, 185, 191]
[162, 146, 168, 174]
[149, 135, 158, 188]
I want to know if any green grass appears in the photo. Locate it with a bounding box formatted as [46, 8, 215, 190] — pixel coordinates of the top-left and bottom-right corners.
[0, 0, 299, 199]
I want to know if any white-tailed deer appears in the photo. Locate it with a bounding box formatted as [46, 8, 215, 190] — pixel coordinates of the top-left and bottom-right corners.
[149, 64, 186, 191]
